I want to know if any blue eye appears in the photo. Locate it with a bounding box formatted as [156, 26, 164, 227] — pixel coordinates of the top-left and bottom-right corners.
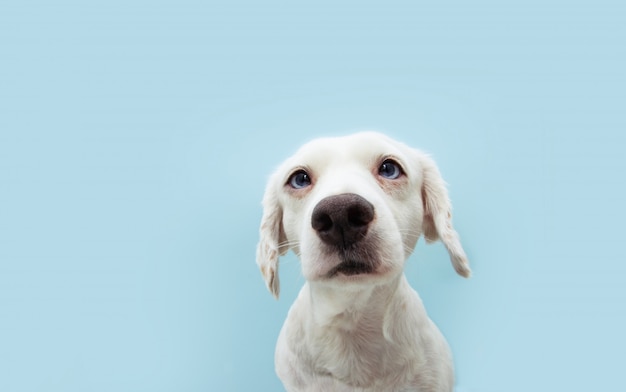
[379, 159, 402, 179]
[288, 170, 311, 189]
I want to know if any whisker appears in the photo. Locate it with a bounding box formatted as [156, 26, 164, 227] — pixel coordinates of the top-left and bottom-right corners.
[403, 245, 418, 255]
[277, 240, 301, 249]
[397, 229, 424, 236]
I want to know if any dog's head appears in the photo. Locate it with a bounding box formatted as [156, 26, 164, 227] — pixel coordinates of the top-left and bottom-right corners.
[256, 132, 471, 298]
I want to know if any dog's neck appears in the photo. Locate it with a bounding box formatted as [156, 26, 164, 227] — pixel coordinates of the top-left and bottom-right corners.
[306, 274, 407, 331]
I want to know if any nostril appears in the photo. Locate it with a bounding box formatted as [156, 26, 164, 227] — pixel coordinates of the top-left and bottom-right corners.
[347, 203, 374, 227]
[312, 212, 333, 232]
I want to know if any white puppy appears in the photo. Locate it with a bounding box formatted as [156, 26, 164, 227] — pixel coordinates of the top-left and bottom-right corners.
[257, 132, 471, 392]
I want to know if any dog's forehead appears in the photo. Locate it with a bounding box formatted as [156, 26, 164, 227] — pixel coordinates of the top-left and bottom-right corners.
[288, 132, 405, 167]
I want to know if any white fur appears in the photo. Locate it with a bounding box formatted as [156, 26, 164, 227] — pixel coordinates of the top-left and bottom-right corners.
[257, 132, 471, 392]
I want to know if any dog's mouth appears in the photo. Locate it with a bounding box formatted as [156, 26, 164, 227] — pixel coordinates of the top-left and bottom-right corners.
[328, 260, 375, 277]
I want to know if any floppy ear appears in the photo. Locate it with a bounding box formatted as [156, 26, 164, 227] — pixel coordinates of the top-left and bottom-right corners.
[256, 172, 288, 299]
[420, 154, 472, 278]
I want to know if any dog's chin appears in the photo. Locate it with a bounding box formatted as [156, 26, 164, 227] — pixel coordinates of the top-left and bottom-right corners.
[328, 260, 375, 277]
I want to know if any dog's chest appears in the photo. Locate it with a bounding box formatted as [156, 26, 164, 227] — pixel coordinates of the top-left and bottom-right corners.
[305, 318, 411, 387]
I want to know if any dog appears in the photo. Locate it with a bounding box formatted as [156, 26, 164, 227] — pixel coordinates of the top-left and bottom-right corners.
[256, 132, 471, 392]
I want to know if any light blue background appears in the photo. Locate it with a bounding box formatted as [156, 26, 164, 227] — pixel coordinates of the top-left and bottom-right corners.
[1, 1, 624, 391]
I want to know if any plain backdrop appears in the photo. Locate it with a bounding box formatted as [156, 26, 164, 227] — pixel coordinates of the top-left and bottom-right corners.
[1, 1, 625, 391]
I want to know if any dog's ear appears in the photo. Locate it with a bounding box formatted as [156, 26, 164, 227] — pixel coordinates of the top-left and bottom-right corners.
[256, 172, 288, 299]
[419, 153, 471, 278]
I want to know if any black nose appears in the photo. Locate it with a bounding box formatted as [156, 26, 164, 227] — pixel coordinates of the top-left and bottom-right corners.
[311, 193, 375, 248]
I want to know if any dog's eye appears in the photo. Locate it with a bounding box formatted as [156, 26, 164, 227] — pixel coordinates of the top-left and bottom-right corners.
[288, 170, 312, 189]
[378, 159, 402, 179]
